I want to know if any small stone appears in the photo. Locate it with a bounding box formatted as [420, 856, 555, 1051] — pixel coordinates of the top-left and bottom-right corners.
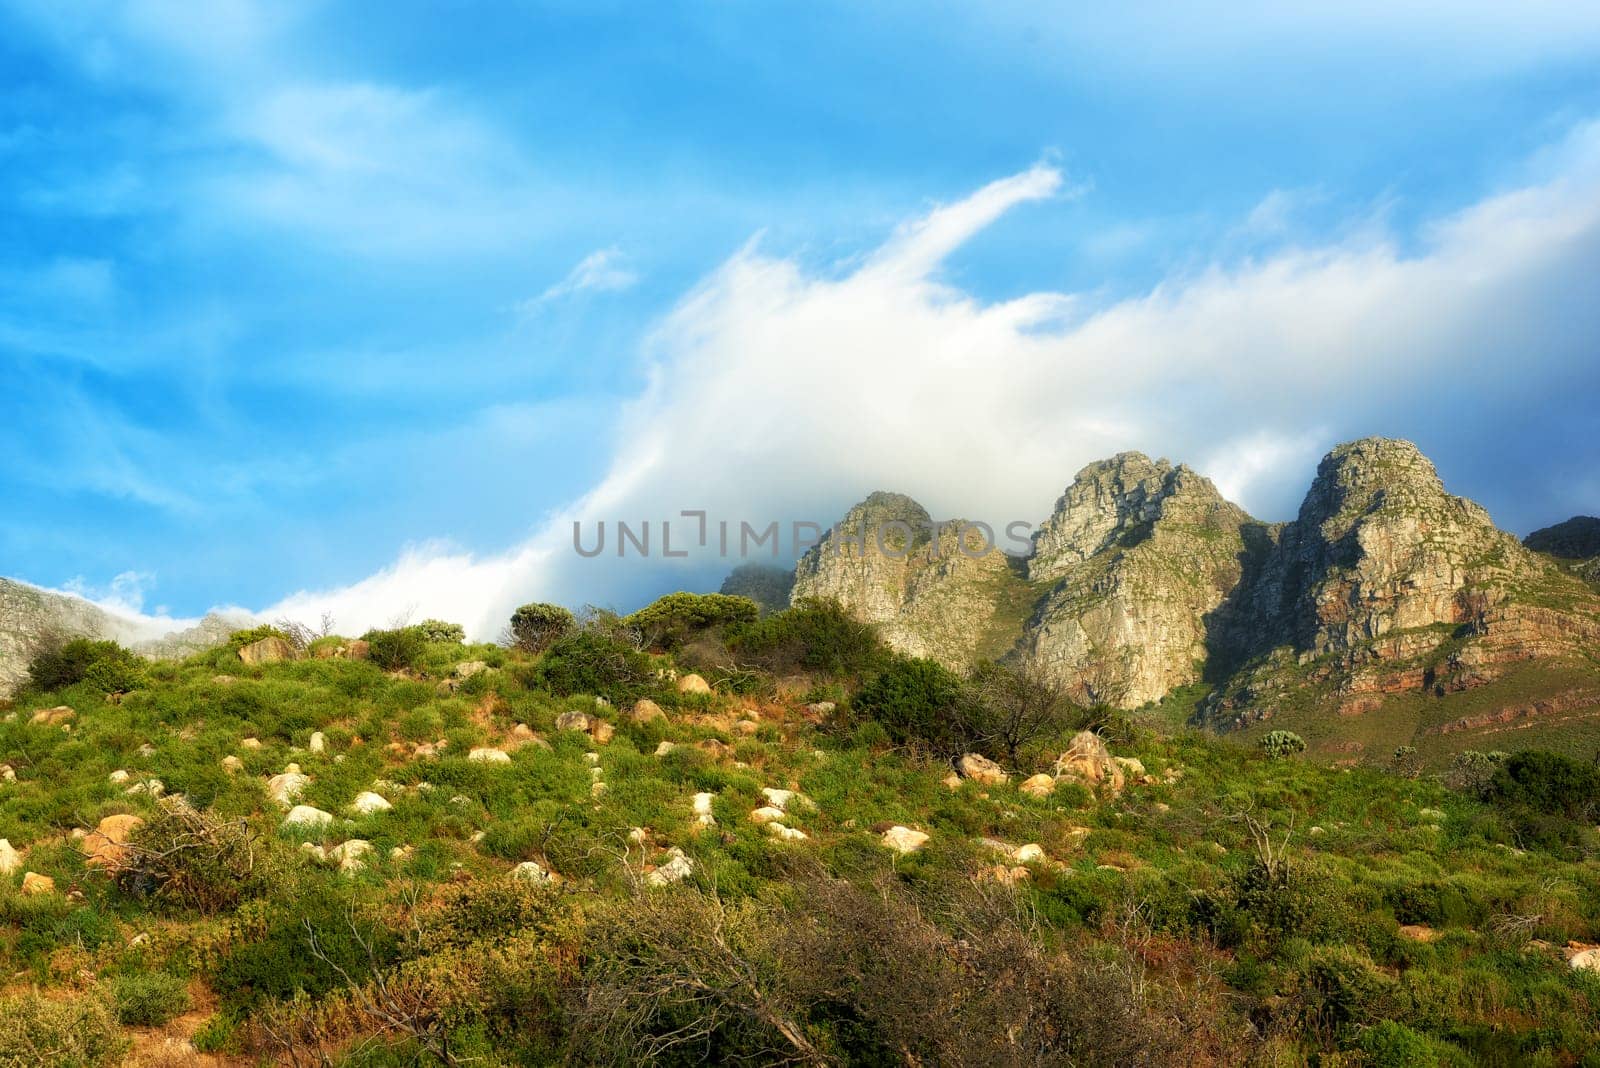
[590, 781, 607, 797]
[766, 822, 808, 841]
[1570, 948, 1600, 972]
[240, 737, 263, 750]
[734, 719, 760, 736]
[957, 753, 1009, 786]
[329, 839, 372, 875]
[125, 779, 165, 798]
[390, 845, 415, 860]
[630, 699, 666, 724]
[941, 773, 963, 790]
[454, 660, 488, 679]
[30, 705, 74, 726]
[646, 848, 694, 886]
[692, 791, 716, 828]
[628, 827, 649, 844]
[806, 701, 836, 717]
[880, 826, 929, 854]
[1013, 843, 1046, 864]
[554, 710, 592, 733]
[584, 752, 600, 765]
[0, 765, 14, 783]
[108, 770, 130, 784]
[1019, 773, 1056, 798]
[749, 806, 786, 825]
[468, 747, 512, 764]
[591, 720, 616, 745]
[511, 859, 553, 884]
[309, 732, 327, 754]
[655, 741, 676, 756]
[760, 788, 803, 811]
[0, 839, 22, 874]
[221, 755, 245, 774]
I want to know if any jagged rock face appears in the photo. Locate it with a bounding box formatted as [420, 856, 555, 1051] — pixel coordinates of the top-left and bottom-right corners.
[791, 492, 1026, 667]
[1204, 438, 1600, 727]
[1021, 455, 1252, 707]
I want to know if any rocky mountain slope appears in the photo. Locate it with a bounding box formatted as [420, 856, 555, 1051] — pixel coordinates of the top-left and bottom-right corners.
[0, 577, 242, 696]
[1526, 515, 1600, 586]
[794, 438, 1600, 755]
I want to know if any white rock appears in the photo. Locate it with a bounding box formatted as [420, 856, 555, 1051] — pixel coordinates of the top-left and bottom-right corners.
[766, 822, 808, 841]
[137, 743, 156, 757]
[628, 827, 649, 844]
[880, 826, 929, 854]
[267, 771, 311, 806]
[655, 741, 676, 756]
[0, 839, 22, 874]
[760, 788, 805, 811]
[348, 792, 393, 816]
[589, 766, 603, 779]
[329, 839, 372, 874]
[454, 660, 489, 679]
[221, 755, 245, 774]
[108, 770, 130, 785]
[511, 860, 553, 884]
[284, 805, 335, 831]
[1013, 843, 1046, 864]
[126, 779, 165, 798]
[957, 753, 1009, 786]
[299, 842, 327, 862]
[240, 737, 262, 750]
[646, 848, 694, 886]
[308, 731, 327, 754]
[468, 747, 512, 764]
[389, 845, 414, 861]
[1570, 949, 1600, 973]
[590, 781, 607, 797]
[0, 765, 14, 783]
[749, 806, 787, 825]
[692, 791, 716, 827]
[584, 751, 600, 765]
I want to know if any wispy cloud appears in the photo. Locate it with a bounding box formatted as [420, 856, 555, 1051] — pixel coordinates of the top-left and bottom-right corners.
[526, 248, 640, 310]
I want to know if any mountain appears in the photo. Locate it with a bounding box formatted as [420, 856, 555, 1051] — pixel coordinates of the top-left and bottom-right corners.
[795, 438, 1600, 760]
[1526, 515, 1600, 587]
[0, 577, 245, 696]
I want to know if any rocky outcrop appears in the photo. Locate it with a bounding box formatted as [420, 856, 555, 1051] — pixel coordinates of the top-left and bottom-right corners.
[1202, 439, 1600, 728]
[791, 492, 1030, 667]
[1525, 516, 1600, 560]
[1020, 454, 1254, 707]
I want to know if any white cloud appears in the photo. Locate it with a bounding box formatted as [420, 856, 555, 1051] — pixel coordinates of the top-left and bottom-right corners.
[526, 248, 640, 310]
[255, 123, 1600, 639]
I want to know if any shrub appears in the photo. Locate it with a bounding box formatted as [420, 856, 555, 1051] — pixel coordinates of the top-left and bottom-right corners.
[227, 624, 289, 651]
[25, 637, 145, 695]
[728, 597, 884, 677]
[852, 655, 968, 755]
[120, 799, 278, 914]
[962, 659, 1077, 767]
[414, 619, 466, 643]
[1483, 749, 1600, 849]
[1259, 730, 1307, 759]
[1390, 745, 1423, 779]
[111, 971, 191, 1026]
[624, 592, 759, 650]
[0, 991, 127, 1066]
[1357, 1020, 1446, 1067]
[363, 627, 427, 671]
[509, 602, 576, 653]
[1444, 749, 1507, 796]
[531, 623, 653, 703]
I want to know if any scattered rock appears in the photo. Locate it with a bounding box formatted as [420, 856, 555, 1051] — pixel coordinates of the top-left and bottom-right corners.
[1399, 924, 1440, 943]
[958, 753, 1009, 785]
[108, 769, 130, 785]
[655, 741, 676, 756]
[454, 660, 489, 679]
[125, 778, 165, 798]
[283, 805, 335, 831]
[0, 839, 22, 874]
[221, 755, 244, 774]
[1019, 773, 1056, 798]
[941, 773, 963, 790]
[468, 747, 512, 764]
[83, 814, 144, 869]
[880, 826, 929, 854]
[646, 847, 695, 886]
[390, 845, 415, 861]
[240, 737, 263, 750]
[766, 823, 808, 841]
[20, 871, 54, 895]
[0, 764, 13, 783]
[267, 768, 311, 806]
[511, 860, 554, 884]
[761, 788, 806, 811]
[676, 673, 712, 695]
[555, 710, 593, 733]
[631, 699, 666, 724]
[806, 701, 836, 717]
[1570, 948, 1600, 972]
[590, 781, 607, 797]
[1112, 756, 1146, 778]
[749, 806, 786, 825]
[1012, 843, 1046, 864]
[309, 731, 327, 754]
[137, 742, 157, 757]
[329, 839, 372, 875]
[349, 792, 393, 816]
[30, 705, 74, 726]
[1053, 731, 1125, 794]
[692, 792, 716, 828]
[238, 636, 297, 666]
[591, 720, 616, 745]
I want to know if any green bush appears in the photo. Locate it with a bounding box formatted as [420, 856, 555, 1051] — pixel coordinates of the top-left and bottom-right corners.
[110, 971, 191, 1026]
[852, 655, 968, 755]
[415, 619, 466, 643]
[1259, 730, 1307, 759]
[0, 991, 127, 1066]
[25, 638, 145, 695]
[510, 602, 576, 653]
[121, 800, 279, 914]
[728, 597, 884, 677]
[1357, 1020, 1446, 1067]
[532, 624, 653, 703]
[226, 624, 289, 651]
[363, 627, 427, 671]
[624, 592, 759, 649]
[1444, 750, 1507, 796]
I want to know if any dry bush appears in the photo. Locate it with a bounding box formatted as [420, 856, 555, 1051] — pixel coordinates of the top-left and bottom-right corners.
[119, 798, 275, 914]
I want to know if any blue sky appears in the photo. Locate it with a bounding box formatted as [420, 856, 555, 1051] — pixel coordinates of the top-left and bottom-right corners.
[4, 2, 1600, 634]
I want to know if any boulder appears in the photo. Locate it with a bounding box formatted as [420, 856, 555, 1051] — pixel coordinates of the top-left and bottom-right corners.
[630, 699, 666, 724]
[329, 839, 372, 874]
[454, 660, 489, 679]
[957, 753, 1009, 786]
[1019, 773, 1056, 798]
[283, 805, 335, 831]
[880, 825, 929, 854]
[83, 814, 144, 869]
[1570, 948, 1600, 972]
[766, 823, 808, 841]
[511, 860, 554, 884]
[655, 741, 676, 756]
[1053, 731, 1125, 794]
[468, 747, 512, 764]
[1012, 843, 1046, 864]
[591, 720, 616, 745]
[748, 806, 786, 825]
[240, 737, 263, 750]
[676, 673, 712, 695]
[20, 871, 54, 896]
[221, 755, 245, 774]
[554, 710, 593, 733]
[267, 769, 311, 806]
[0, 839, 22, 875]
[108, 770, 130, 785]
[692, 791, 716, 828]
[308, 731, 327, 754]
[646, 847, 695, 886]
[348, 792, 393, 816]
[0, 764, 14, 782]
[238, 636, 297, 666]
[30, 705, 74, 726]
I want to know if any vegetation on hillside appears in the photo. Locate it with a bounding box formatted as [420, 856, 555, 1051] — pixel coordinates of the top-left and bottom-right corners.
[0, 594, 1596, 1064]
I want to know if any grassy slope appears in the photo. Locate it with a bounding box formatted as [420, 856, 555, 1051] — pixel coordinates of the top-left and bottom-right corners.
[0, 639, 1598, 1063]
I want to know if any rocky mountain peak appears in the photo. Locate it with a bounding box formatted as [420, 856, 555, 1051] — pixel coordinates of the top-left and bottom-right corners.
[1028, 451, 1245, 585]
[1297, 437, 1491, 543]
